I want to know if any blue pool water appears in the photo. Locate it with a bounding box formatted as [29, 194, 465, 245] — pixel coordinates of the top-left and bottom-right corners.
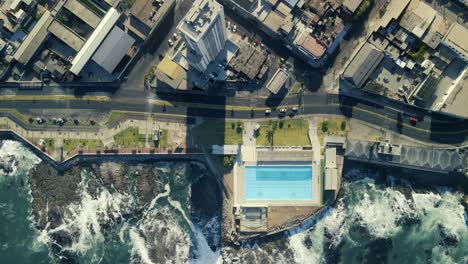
[244, 165, 312, 200]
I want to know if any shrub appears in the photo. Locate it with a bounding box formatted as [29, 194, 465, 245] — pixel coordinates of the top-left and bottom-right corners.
[340, 120, 347, 131]
[321, 121, 329, 133]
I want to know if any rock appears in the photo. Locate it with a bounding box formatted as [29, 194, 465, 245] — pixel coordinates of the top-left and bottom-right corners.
[97, 162, 127, 193]
[28, 163, 82, 228]
[135, 164, 163, 205]
[0, 154, 18, 174]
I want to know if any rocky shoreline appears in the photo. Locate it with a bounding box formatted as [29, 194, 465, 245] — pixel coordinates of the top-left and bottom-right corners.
[27, 159, 222, 263]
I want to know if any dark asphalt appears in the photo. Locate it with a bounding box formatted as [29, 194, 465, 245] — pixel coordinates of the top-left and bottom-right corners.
[1, 92, 467, 145]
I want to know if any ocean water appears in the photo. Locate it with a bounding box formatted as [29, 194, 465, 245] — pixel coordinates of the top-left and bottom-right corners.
[0, 140, 466, 264]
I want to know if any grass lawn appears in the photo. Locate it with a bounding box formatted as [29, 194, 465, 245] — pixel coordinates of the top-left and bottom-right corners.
[317, 118, 349, 145]
[63, 139, 104, 153]
[155, 129, 169, 148]
[106, 111, 127, 124]
[44, 139, 54, 151]
[193, 120, 243, 146]
[114, 127, 168, 148]
[256, 119, 310, 146]
[289, 81, 304, 96]
[0, 108, 31, 123]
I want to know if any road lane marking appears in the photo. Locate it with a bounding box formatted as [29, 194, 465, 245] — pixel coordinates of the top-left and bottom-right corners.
[350, 106, 468, 135]
[0, 95, 110, 101]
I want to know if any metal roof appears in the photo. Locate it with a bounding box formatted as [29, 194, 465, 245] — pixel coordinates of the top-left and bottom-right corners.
[69, 8, 120, 75]
[343, 42, 384, 88]
[92, 26, 135, 73]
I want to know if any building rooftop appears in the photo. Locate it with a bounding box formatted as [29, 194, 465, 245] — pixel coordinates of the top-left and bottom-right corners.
[443, 23, 468, 59]
[266, 68, 289, 94]
[92, 26, 135, 73]
[130, 0, 157, 27]
[229, 42, 268, 79]
[343, 42, 384, 88]
[399, 0, 436, 38]
[342, 0, 363, 13]
[299, 34, 327, 58]
[178, 0, 223, 41]
[64, 0, 101, 28]
[48, 21, 85, 51]
[70, 8, 120, 75]
[263, 11, 284, 32]
[13, 11, 53, 64]
[157, 56, 184, 80]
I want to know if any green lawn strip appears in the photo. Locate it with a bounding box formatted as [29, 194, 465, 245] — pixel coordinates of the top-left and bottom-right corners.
[158, 129, 169, 147]
[106, 111, 127, 124]
[63, 139, 104, 153]
[0, 108, 31, 123]
[256, 119, 310, 146]
[317, 118, 349, 145]
[193, 120, 243, 146]
[44, 139, 54, 151]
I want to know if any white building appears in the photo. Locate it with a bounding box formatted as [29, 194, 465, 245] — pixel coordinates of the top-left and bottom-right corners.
[177, 0, 227, 72]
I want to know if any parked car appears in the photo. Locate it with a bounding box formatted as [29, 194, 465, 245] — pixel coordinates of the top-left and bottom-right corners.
[232, 25, 237, 33]
[292, 107, 298, 112]
[168, 39, 174, 46]
[279, 108, 287, 113]
[265, 109, 271, 115]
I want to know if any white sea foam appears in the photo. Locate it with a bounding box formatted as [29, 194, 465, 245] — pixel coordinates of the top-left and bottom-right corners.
[168, 197, 221, 264]
[0, 140, 40, 177]
[45, 173, 134, 256]
[130, 205, 190, 264]
[129, 227, 155, 264]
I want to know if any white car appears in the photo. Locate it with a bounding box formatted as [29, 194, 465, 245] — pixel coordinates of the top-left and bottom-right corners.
[292, 107, 298, 111]
[279, 108, 287, 113]
[265, 109, 271, 115]
[227, 21, 231, 30]
[232, 25, 237, 33]
[168, 39, 174, 46]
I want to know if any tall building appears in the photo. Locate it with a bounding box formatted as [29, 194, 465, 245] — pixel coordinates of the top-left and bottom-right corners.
[177, 0, 227, 72]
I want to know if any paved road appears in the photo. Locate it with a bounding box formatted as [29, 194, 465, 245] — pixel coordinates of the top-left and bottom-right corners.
[1, 92, 467, 145]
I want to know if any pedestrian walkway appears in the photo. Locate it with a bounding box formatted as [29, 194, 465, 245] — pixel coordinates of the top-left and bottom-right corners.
[241, 122, 257, 162]
[308, 117, 323, 205]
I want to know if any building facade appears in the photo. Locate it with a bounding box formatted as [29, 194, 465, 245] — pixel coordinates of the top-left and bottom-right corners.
[177, 0, 227, 72]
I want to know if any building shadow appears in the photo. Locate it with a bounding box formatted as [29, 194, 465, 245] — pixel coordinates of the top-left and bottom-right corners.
[429, 112, 468, 144]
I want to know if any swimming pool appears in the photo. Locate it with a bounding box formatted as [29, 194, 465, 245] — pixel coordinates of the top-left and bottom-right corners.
[244, 165, 312, 200]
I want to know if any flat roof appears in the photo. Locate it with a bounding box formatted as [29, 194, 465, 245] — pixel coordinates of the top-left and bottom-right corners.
[48, 21, 85, 51]
[342, 0, 363, 13]
[178, 0, 224, 41]
[130, 0, 154, 27]
[157, 56, 184, 80]
[325, 147, 337, 168]
[13, 11, 53, 64]
[70, 8, 120, 75]
[266, 68, 289, 94]
[92, 26, 135, 73]
[276, 2, 292, 16]
[64, 0, 101, 28]
[263, 11, 284, 32]
[443, 23, 468, 59]
[399, 0, 436, 38]
[300, 35, 326, 58]
[325, 168, 337, 190]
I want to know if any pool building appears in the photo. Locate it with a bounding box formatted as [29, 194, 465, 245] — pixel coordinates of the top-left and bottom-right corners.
[229, 144, 342, 236]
